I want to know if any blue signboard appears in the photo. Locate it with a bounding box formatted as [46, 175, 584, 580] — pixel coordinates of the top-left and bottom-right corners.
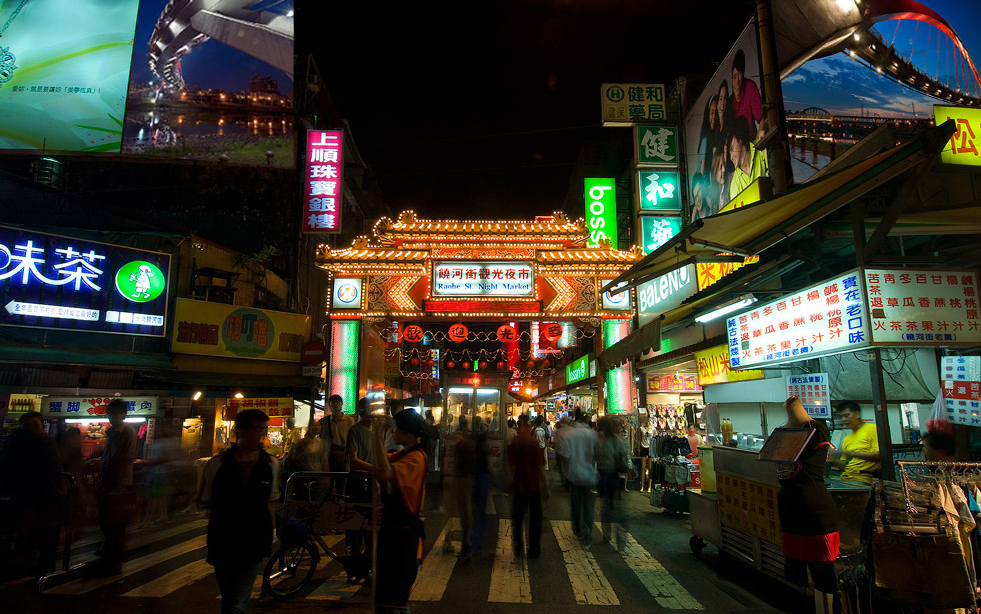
[0, 226, 170, 336]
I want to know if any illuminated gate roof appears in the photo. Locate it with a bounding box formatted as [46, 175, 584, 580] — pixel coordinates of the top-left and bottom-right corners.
[315, 211, 643, 320]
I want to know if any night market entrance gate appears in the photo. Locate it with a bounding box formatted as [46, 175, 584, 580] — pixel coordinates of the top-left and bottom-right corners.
[315, 211, 648, 467]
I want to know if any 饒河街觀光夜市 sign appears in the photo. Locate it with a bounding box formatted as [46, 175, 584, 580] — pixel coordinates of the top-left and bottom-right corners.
[0, 226, 170, 336]
[431, 262, 534, 298]
[171, 298, 312, 362]
[864, 269, 980, 345]
[727, 268, 981, 370]
[728, 271, 869, 369]
[41, 396, 158, 418]
[303, 130, 343, 233]
[600, 83, 666, 127]
[693, 344, 764, 386]
[584, 178, 618, 249]
[934, 105, 981, 166]
[566, 353, 593, 385]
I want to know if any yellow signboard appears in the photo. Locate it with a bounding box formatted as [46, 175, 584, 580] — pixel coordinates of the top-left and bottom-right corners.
[171, 298, 311, 362]
[694, 344, 764, 386]
[935, 105, 981, 166]
[227, 397, 294, 418]
[696, 179, 763, 291]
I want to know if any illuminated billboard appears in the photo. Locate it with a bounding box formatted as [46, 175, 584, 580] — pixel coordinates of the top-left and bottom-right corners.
[0, 226, 170, 336]
[432, 262, 534, 298]
[584, 178, 618, 249]
[685, 20, 770, 222]
[934, 105, 981, 166]
[0, 0, 141, 152]
[303, 130, 343, 233]
[120, 0, 295, 166]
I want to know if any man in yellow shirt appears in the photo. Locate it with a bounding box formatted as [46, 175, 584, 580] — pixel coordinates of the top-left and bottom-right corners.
[832, 401, 881, 484]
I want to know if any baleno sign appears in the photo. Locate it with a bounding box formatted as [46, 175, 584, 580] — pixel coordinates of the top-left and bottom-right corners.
[584, 178, 618, 249]
[637, 264, 697, 326]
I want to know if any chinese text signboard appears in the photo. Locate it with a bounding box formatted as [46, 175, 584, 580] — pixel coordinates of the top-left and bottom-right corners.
[584, 178, 618, 249]
[787, 373, 831, 419]
[717, 473, 782, 545]
[864, 269, 980, 345]
[639, 216, 682, 254]
[635, 124, 678, 165]
[934, 105, 981, 166]
[303, 130, 343, 233]
[637, 170, 682, 211]
[729, 270, 869, 369]
[943, 357, 981, 427]
[601, 83, 666, 127]
[227, 397, 294, 419]
[0, 226, 170, 337]
[171, 298, 311, 362]
[693, 344, 764, 386]
[42, 396, 158, 418]
[647, 374, 701, 393]
[432, 262, 534, 298]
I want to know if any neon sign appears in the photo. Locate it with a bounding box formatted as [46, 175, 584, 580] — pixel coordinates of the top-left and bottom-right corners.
[0, 226, 170, 336]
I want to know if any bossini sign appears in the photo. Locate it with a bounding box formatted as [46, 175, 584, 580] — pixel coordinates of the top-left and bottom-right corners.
[637, 264, 697, 326]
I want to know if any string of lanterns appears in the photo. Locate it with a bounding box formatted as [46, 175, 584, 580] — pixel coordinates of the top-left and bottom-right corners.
[385, 347, 566, 363]
[398, 368, 551, 380]
[398, 323, 595, 344]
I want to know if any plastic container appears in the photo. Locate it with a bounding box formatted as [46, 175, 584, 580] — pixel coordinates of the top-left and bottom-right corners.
[697, 445, 716, 493]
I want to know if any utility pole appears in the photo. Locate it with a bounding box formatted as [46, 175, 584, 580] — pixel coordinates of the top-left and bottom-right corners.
[755, 0, 794, 193]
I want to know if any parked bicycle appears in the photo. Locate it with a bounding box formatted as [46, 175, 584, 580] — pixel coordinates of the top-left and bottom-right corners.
[263, 471, 376, 599]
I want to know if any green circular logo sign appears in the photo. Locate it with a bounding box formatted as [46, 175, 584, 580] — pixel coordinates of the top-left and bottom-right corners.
[115, 261, 165, 302]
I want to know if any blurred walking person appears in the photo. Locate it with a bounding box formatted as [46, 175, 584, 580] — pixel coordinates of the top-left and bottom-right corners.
[558, 409, 598, 548]
[508, 414, 546, 559]
[201, 409, 279, 614]
[469, 426, 491, 560]
[442, 416, 474, 557]
[91, 400, 136, 576]
[343, 398, 376, 583]
[533, 415, 549, 470]
[596, 416, 632, 550]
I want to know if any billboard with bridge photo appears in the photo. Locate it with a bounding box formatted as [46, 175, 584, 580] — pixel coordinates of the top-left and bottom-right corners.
[684, 19, 771, 223]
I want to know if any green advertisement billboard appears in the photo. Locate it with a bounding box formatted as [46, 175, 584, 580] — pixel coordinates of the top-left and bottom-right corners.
[584, 178, 618, 249]
[638, 169, 682, 211]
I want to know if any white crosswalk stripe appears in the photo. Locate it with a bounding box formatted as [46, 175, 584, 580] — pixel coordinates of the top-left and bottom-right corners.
[550, 520, 620, 606]
[408, 516, 460, 601]
[488, 518, 531, 603]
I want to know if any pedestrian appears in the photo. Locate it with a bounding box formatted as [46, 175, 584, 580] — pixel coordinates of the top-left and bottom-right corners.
[319, 394, 354, 474]
[344, 398, 376, 583]
[469, 426, 491, 560]
[282, 417, 301, 455]
[139, 420, 179, 528]
[423, 409, 440, 472]
[441, 416, 474, 557]
[595, 416, 632, 550]
[91, 399, 137, 576]
[772, 396, 840, 613]
[0, 411, 64, 577]
[533, 415, 549, 470]
[283, 421, 328, 500]
[508, 414, 546, 559]
[830, 401, 881, 484]
[686, 424, 703, 459]
[558, 409, 598, 548]
[201, 409, 279, 614]
[370, 408, 428, 614]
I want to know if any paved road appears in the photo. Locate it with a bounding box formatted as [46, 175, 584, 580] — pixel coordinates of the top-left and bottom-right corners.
[0, 473, 804, 614]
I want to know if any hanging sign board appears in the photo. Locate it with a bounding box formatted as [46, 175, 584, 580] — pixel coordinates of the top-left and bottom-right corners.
[639, 216, 682, 254]
[601, 83, 666, 127]
[934, 105, 981, 166]
[227, 397, 295, 419]
[635, 124, 679, 166]
[694, 344, 764, 386]
[637, 264, 698, 327]
[647, 374, 701, 393]
[729, 270, 869, 369]
[42, 396, 158, 418]
[864, 269, 980, 345]
[332, 277, 363, 310]
[302, 130, 344, 233]
[432, 262, 534, 297]
[566, 354, 593, 385]
[600, 279, 633, 311]
[584, 178, 618, 248]
[786, 373, 831, 419]
[637, 169, 682, 211]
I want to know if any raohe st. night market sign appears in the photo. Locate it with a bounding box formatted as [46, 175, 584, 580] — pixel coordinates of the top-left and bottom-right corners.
[432, 262, 534, 298]
[728, 268, 981, 369]
[0, 226, 169, 336]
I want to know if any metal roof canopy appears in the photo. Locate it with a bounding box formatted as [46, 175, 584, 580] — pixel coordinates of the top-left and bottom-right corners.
[600, 121, 955, 299]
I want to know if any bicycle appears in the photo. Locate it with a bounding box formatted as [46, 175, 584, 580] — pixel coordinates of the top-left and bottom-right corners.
[262, 472, 375, 599]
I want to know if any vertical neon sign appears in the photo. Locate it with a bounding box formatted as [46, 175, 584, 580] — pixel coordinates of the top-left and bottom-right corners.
[329, 320, 359, 414]
[303, 130, 343, 234]
[603, 319, 633, 414]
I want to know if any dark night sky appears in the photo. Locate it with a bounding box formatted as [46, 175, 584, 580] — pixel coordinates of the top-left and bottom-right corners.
[307, 0, 752, 220]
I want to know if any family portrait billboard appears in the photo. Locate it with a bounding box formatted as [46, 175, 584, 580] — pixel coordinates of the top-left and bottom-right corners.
[0, 0, 140, 152]
[685, 20, 770, 222]
[120, 0, 295, 166]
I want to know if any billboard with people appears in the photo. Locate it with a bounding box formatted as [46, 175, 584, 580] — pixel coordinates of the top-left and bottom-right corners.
[685, 20, 770, 222]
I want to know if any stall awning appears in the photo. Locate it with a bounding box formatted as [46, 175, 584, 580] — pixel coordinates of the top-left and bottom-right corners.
[635, 336, 726, 372]
[0, 345, 175, 370]
[601, 122, 954, 296]
[598, 316, 662, 372]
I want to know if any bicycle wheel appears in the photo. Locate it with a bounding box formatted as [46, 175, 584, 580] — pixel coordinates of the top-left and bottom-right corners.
[263, 542, 319, 599]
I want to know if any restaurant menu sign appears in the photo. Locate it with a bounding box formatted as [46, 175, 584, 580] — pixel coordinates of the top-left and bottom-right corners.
[647, 373, 700, 393]
[0, 226, 170, 336]
[694, 344, 764, 386]
[42, 396, 158, 418]
[943, 356, 981, 427]
[432, 262, 534, 298]
[302, 130, 343, 233]
[729, 270, 869, 369]
[864, 269, 980, 345]
[787, 373, 831, 419]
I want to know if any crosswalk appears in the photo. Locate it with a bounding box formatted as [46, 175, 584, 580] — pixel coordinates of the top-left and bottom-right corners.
[39, 515, 703, 609]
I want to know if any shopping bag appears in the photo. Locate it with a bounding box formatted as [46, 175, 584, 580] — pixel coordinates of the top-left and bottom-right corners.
[926, 389, 953, 435]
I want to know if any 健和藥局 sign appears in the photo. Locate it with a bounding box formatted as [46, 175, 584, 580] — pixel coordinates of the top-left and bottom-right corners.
[432, 262, 534, 297]
[728, 270, 869, 369]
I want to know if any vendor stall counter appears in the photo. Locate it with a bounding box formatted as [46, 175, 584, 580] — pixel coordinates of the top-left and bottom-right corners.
[688, 446, 870, 587]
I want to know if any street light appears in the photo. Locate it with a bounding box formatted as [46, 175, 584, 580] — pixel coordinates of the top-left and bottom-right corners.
[233, 392, 244, 399]
[693, 294, 758, 323]
[192, 391, 202, 401]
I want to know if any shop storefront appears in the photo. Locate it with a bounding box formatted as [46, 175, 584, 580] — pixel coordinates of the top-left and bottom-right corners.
[40, 395, 159, 459]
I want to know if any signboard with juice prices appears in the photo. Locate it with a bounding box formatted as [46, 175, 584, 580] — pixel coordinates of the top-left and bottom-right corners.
[944, 380, 981, 427]
[934, 105, 981, 166]
[864, 269, 980, 345]
[786, 373, 831, 418]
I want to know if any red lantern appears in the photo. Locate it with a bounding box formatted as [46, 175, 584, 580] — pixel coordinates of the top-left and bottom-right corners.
[496, 324, 517, 342]
[462, 361, 472, 370]
[448, 323, 469, 342]
[542, 359, 551, 368]
[527, 359, 536, 368]
[496, 361, 505, 370]
[410, 357, 420, 366]
[403, 324, 424, 343]
[542, 322, 563, 341]
[426, 359, 435, 367]
[479, 361, 488, 370]
[446, 360, 456, 370]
